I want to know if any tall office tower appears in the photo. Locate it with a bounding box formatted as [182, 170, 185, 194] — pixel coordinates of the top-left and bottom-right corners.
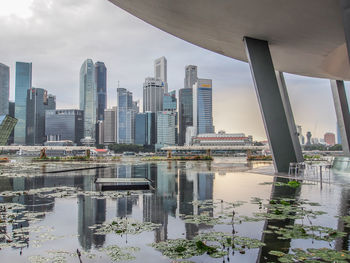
[45, 109, 84, 145]
[135, 112, 156, 146]
[0, 63, 10, 116]
[143, 77, 164, 113]
[156, 111, 177, 148]
[95, 62, 107, 121]
[103, 107, 117, 145]
[184, 65, 198, 89]
[117, 88, 134, 144]
[26, 88, 56, 145]
[193, 79, 214, 135]
[80, 59, 96, 139]
[7, 102, 15, 144]
[296, 125, 305, 145]
[133, 101, 140, 114]
[163, 90, 177, 111]
[154, 57, 168, 93]
[324, 132, 336, 146]
[306, 131, 312, 145]
[179, 88, 193, 146]
[14, 62, 32, 144]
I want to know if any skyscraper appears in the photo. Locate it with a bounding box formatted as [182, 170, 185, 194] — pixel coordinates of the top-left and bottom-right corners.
[156, 111, 177, 148]
[306, 131, 312, 145]
[80, 59, 96, 139]
[0, 63, 10, 116]
[117, 88, 134, 144]
[143, 77, 164, 113]
[135, 113, 147, 145]
[179, 88, 193, 145]
[95, 62, 107, 121]
[26, 88, 56, 145]
[193, 79, 214, 135]
[184, 65, 197, 89]
[154, 57, 168, 93]
[163, 91, 177, 111]
[103, 107, 117, 145]
[14, 62, 32, 144]
[45, 109, 84, 145]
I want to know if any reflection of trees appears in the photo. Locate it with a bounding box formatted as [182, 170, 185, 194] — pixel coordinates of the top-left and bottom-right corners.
[256, 177, 301, 263]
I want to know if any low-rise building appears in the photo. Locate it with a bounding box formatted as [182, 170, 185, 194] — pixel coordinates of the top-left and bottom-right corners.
[191, 131, 253, 146]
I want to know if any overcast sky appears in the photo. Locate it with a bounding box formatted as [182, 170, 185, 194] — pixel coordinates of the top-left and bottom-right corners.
[0, 0, 343, 140]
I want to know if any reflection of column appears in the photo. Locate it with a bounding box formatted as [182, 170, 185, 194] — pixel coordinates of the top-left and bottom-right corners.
[256, 177, 301, 263]
[335, 188, 350, 250]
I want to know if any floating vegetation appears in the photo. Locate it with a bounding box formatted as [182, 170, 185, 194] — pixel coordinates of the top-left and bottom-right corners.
[94, 217, 161, 235]
[269, 248, 350, 262]
[184, 212, 225, 226]
[266, 224, 346, 242]
[28, 250, 96, 263]
[340, 215, 350, 227]
[101, 245, 140, 261]
[152, 239, 201, 259]
[259, 180, 303, 188]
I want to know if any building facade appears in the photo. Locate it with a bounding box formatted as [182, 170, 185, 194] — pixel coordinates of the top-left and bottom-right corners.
[134, 112, 156, 146]
[156, 111, 177, 148]
[184, 65, 197, 89]
[0, 63, 10, 116]
[103, 107, 117, 145]
[7, 102, 15, 144]
[26, 88, 56, 145]
[95, 62, 107, 121]
[80, 59, 96, 139]
[193, 79, 214, 135]
[324, 132, 336, 146]
[163, 90, 177, 111]
[143, 77, 164, 113]
[45, 109, 84, 145]
[154, 57, 168, 93]
[192, 131, 253, 146]
[0, 115, 17, 146]
[117, 88, 134, 144]
[14, 62, 32, 144]
[179, 88, 193, 146]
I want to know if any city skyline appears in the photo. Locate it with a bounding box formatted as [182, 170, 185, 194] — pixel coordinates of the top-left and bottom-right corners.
[0, 0, 343, 140]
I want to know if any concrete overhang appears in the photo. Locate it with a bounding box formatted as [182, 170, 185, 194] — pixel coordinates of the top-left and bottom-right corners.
[109, 0, 350, 80]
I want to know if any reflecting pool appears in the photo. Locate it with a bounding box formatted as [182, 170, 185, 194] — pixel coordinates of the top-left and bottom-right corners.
[0, 157, 349, 262]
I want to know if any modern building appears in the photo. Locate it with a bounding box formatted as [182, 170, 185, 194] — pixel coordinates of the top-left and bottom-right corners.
[156, 111, 177, 149]
[14, 62, 32, 145]
[0, 63, 10, 116]
[193, 79, 214, 135]
[296, 125, 305, 145]
[80, 59, 96, 139]
[143, 77, 164, 113]
[135, 112, 156, 146]
[96, 120, 104, 145]
[45, 109, 84, 145]
[133, 101, 140, 114]
[306, 132, 312, 146]
[184, 65, 197, 90]
[95, 62, 107, 121]
[192, 131, 253, 146]
[185, 126, 197, 146]
[179, 88, 193, 146]
[117, 88, 134, 144]
[103, 107, 117, 145]
[26, 88, 56, 145]
[324, 132, 336, 146]
[154, 57, 168, 93]
[163, 91, 177, 111]
[7, 102, 15, 144]
[0, 115, 17, 146]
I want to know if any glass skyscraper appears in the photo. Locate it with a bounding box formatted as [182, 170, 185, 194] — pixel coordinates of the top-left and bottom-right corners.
[14, 62, 32, 145]
[117, 88, 134, 144]
[95, 62, 107, 121]
[0, 63, 10, 116]
[80, 59, 96, 139]
[184, 65, 197, 89]
[143, 77, 164, 113]
[26, 88, 56, 145]
[154, 57, 168, 93]
[45, 109, 84, 145]
[193, 79, 214, 134]
[179, 88, 193, 145]
[163, 90, 177, 111]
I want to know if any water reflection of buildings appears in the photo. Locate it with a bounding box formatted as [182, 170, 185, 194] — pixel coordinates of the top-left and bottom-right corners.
[179, 162, 214, 240]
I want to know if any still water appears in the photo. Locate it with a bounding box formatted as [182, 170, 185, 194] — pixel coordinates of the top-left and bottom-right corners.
[0, 157, 349, 262]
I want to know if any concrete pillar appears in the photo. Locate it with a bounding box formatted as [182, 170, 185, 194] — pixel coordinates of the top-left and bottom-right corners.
[275, 72, 304, 163]
[331, 80, 350, 155]
[244, 37, 299, 173]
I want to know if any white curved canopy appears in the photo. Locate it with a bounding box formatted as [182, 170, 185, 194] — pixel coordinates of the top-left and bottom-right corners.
[109, 0, 350, 80]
